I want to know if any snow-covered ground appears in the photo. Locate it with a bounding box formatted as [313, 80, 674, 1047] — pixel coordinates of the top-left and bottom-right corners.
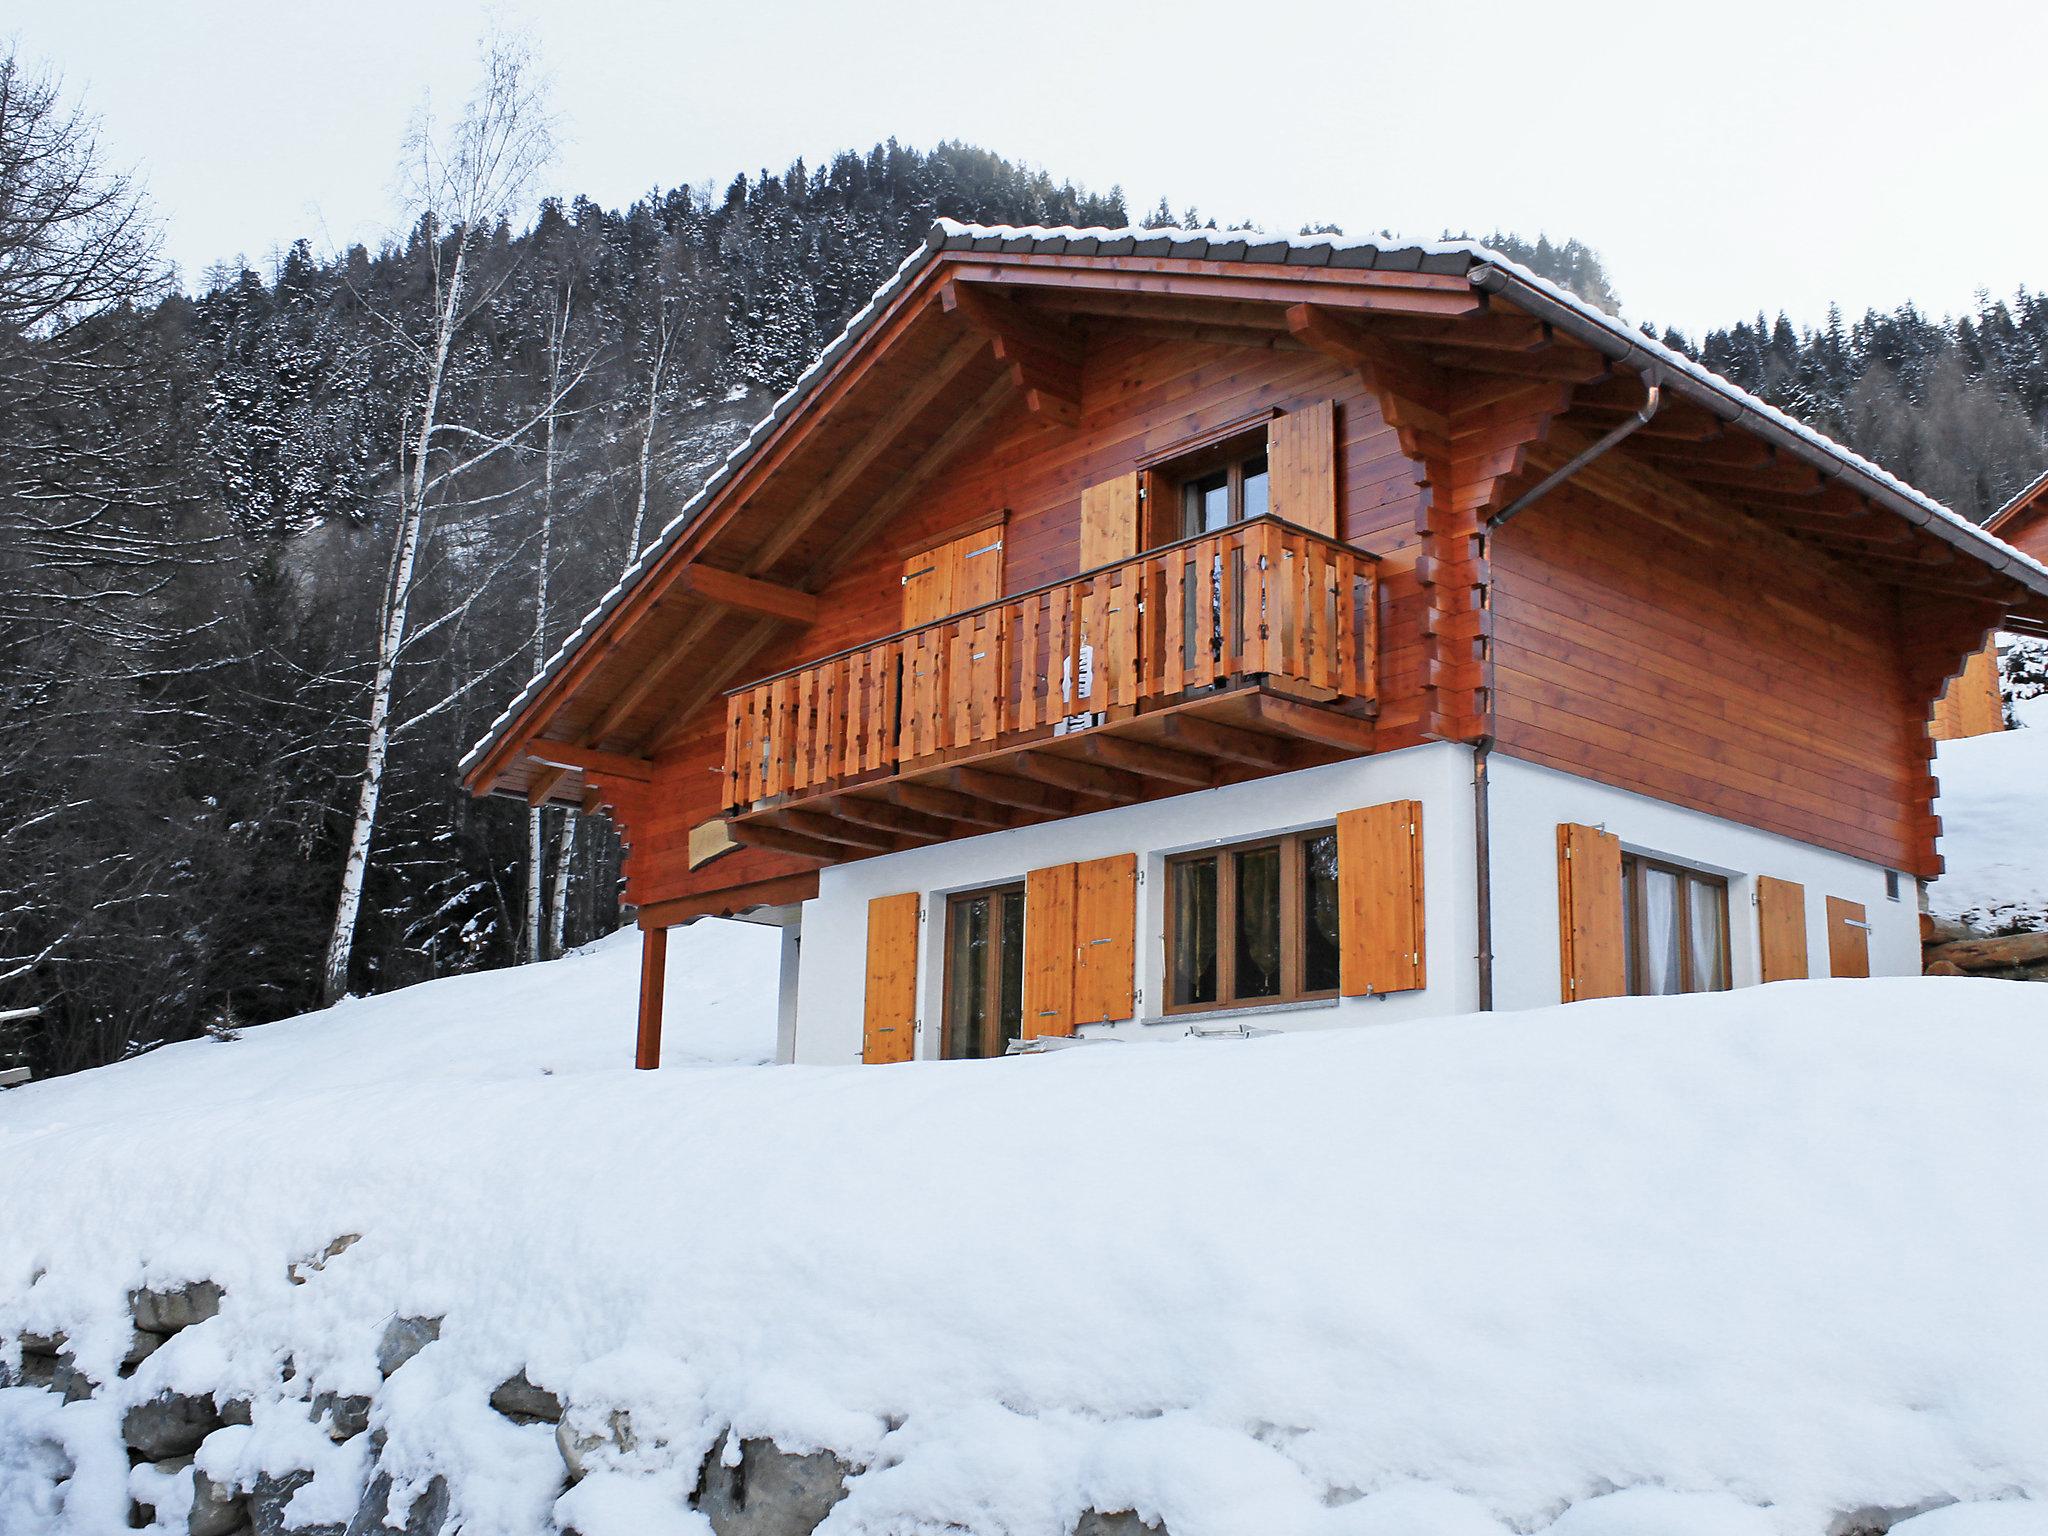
[5, 917, 2048, 1535]
[1932, 693, 2048, 931]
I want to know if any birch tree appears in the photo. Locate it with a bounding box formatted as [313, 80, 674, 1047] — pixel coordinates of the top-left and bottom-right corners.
[319, 30, 555, 1005]
[524, 283, 572, 962]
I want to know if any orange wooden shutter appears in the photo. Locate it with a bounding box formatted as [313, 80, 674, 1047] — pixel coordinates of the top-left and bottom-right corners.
[1071, 853, 1137, 1023]
[1022, 862, 1077, 1037]
[1336, 799, 1425, 995]
[1557, 823, 1625, 1002]
[1079, 472, 1141, 571]
[902, 523, 1004, 628]
[1268, 400, 1337, 537]
[952, 523, 1005, 611]
[861, 892, 921, 1063]
[1825, 896, 1871, 978]
[1756, 876, 1809, 982]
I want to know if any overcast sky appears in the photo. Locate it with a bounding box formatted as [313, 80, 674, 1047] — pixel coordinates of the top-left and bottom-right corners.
[15, 0, 2045, 336]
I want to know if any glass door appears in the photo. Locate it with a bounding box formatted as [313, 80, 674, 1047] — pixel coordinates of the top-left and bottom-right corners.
[942, 884, 1026, 1058]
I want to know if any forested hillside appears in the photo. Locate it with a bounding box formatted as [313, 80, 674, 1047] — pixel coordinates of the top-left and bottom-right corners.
[4, 42, 2045, 1078]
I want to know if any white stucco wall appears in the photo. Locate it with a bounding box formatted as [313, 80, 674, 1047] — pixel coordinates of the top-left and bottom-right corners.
[1484, 754, 1921, 1011]
[777, 743, 1923, 1064]
[789, 742, 1481, 1064]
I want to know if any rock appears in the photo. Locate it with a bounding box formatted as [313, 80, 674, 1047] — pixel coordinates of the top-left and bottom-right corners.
[1, 1350, 57, 1390]
[18, 1329, 64, 1357]
[375, 1316, 441, 1377]
[131, 1279, 225, 1335]
[1923, 930, 2048, 972]
[191, 1467, 249, 1536]
[1075, 1514, 1167, 1536]
[488, 1369, 562, 1424]
[290, 1234, 362, 1286]
[249, 1470, 345, 1536]
[122, 1328, 166, 1371]
[51, 1353, 96, 1402]
[122, 1390, 223, 1459]
[310, 1389, 373, 1442]
[695, 1431, 852, 1536]
[344, 1471, 449, 1536]
[219, 1397, 255, 1426]
[555, 1409, 637, 1483]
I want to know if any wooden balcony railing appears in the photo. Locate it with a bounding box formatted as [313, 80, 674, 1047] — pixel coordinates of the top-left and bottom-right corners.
[723, 516, 1377, 814]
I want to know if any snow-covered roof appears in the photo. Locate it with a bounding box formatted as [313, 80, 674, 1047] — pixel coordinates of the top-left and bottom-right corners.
[1988, 466, 2048, 535]
[462, 219, 2048, 786]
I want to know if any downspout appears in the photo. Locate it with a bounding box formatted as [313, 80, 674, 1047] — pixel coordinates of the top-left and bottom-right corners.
[1489, 368, 1663, 529]
[1469, 357, 1660, 1008]
[1473, 735, 1494, 1012]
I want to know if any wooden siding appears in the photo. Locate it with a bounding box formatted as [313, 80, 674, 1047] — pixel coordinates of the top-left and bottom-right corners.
[1929, 642, 2003, 740]
[1492, 473, 1927, 874]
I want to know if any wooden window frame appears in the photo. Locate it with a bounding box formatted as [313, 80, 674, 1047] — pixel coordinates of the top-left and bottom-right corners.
[1155, 430, 1271, 542]
[940, 881, 1027, 1059]
[1620, 854, 1732, 997]
[1164, 828, 1339, 1015]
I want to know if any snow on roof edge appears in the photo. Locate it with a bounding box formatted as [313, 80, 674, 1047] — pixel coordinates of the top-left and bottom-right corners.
[462, 219, 2048, 781]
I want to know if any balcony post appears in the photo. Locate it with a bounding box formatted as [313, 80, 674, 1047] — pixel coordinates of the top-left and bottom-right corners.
[635, 922, 668, 1070]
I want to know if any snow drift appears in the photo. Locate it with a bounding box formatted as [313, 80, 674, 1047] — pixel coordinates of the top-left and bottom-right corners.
[4, 924, 2048, 1535]
[1931, 692, 2048, 932]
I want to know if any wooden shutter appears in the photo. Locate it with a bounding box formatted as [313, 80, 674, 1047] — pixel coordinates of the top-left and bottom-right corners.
[1267, 400, 1337, 537]
[1826, 896, 1871, 978]
[902, 523, 1004, 629]
[1022, 862, 1077, 1038]
[1756, 876, 1809, 982]
[861, 892, 921, 1063]
[1079, 472, 1141, 572]
[1336, 799, 1425, 995]
[1071, 853, 1137, 1024]
[1557, 823, 1625, 1002]
[953, 524, 1005, 611]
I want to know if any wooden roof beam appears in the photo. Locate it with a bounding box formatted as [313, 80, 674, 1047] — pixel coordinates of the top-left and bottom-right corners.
[726, 821, 839, 862]
[1285, 303, 1450, 437]
[670, 564, 819, 625]
[1011, 750, 1144, 803]
[940, 279, 1082, 427]
[1351, 311, 1553, 353]
[887, 780, 1017, 827]
[523, 740, 653, 782]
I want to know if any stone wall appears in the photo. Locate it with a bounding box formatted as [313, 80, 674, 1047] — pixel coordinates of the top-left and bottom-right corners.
[2, 1259, 1166, 1536]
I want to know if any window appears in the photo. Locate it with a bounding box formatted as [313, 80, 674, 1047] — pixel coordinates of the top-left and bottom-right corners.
[1621, 855, 1729, 996]
[1180, 446, 1269, 536]
[1166, 830, 1339, 1011]
[942, 884, 1025, 1058]
[1885, 869, 1902, 902]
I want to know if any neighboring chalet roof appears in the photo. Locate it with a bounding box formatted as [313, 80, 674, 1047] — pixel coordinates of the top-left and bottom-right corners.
[1987, 466, 2048, 542]
[462, 220, 2048, 802]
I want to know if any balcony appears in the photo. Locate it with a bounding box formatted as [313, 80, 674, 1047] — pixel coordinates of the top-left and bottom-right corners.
[720, 517, 1380, 860]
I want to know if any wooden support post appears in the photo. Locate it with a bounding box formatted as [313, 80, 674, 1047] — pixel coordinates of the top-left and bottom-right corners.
[636, 923, 668, 1070]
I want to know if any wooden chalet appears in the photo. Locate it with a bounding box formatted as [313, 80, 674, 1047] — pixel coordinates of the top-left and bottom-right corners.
[1930, 470, 2048, 740]
[461, 222, 2048, 1067]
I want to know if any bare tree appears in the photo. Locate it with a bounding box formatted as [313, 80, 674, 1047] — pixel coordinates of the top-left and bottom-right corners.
[0, 48, 160, 333]
[320, 29, 557, 1005]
